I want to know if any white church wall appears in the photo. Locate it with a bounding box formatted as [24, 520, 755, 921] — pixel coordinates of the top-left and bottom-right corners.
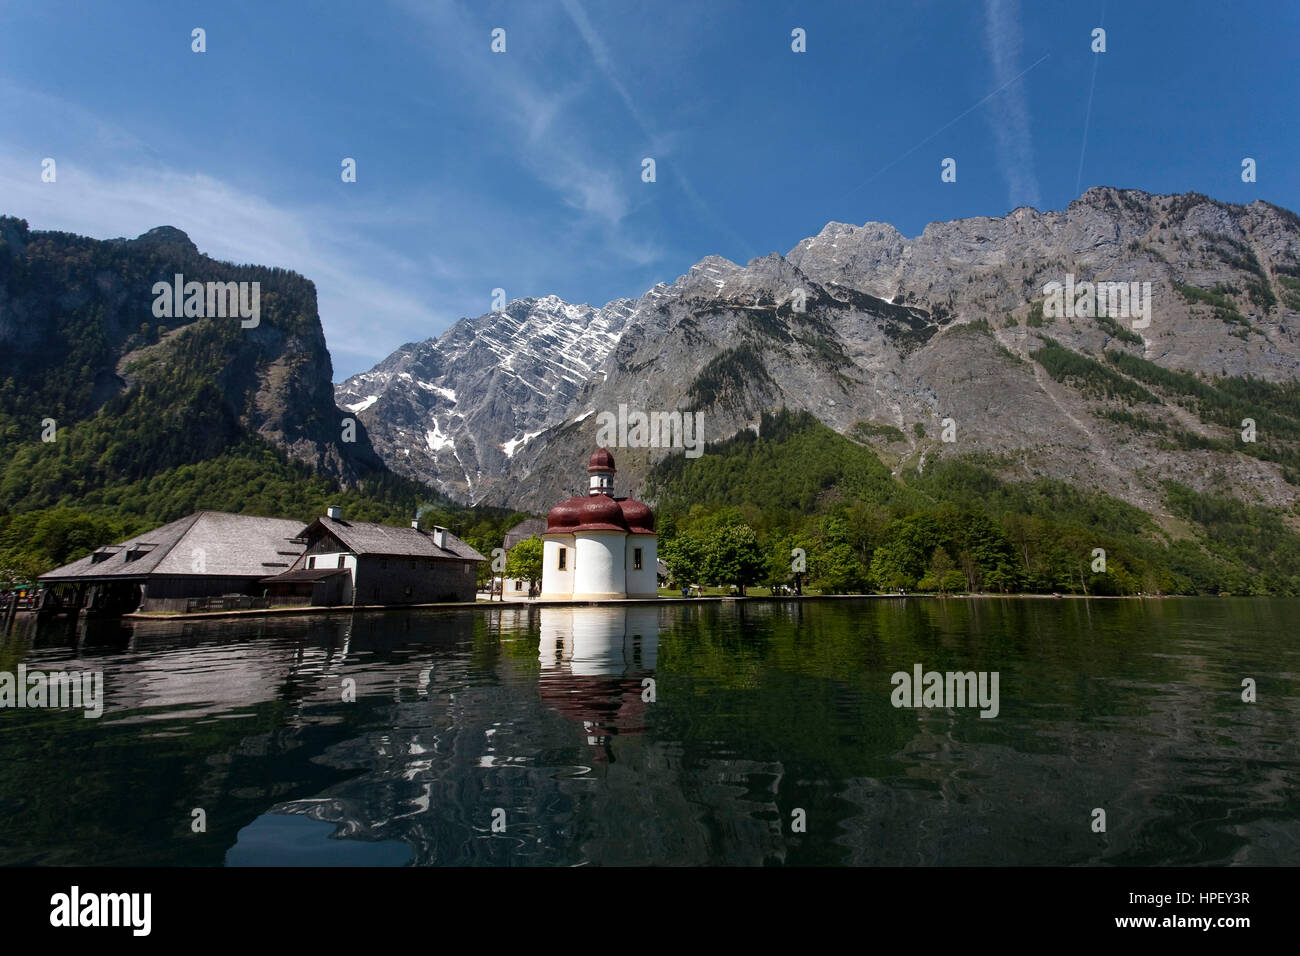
[625, 533, 658, 598]
[540, 535, 575, 598]
[574, 531, 626, 599]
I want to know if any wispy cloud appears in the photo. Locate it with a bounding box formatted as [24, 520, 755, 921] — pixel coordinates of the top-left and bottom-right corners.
[0, 81, 442, 376]
[394, 0, 636, 229]
[559, 0, 755, 261]
[982, 0, 1042, 210]
[560, 0, 657, 143]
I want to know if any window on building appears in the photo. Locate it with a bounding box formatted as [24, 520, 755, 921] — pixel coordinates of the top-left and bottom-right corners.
[307, 556, 316, 569]
[558, 548, 567, 570]
[338, 555, 346, 568]
[514, 580, 522, 591]
[633, 547, 643, 571]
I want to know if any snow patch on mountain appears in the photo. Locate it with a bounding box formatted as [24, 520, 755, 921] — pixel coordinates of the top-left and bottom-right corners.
[425, 421, 454, 452]
[502, 429, 544, 458]
[344, 395, 378, 413]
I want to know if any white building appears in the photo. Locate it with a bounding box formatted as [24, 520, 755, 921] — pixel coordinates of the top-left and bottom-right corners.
[540, 448, 658, 600]
[498, 517, 547, 599]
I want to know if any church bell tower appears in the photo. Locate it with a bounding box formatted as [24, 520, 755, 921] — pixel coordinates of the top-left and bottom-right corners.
[587, 447, 615, 496]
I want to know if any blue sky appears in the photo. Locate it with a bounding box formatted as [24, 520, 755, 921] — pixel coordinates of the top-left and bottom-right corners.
[2, 0, 1296, 379]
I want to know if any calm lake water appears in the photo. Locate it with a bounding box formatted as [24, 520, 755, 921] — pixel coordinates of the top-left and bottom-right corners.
[1, 598, 1297, 866]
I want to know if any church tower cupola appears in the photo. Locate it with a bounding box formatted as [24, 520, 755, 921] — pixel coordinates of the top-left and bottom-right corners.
[587, 447, 616, 496]
[540, 447, 658, 601]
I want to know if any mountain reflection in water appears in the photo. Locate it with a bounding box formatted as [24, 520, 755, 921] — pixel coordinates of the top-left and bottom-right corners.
[2, 598, 1298, 866]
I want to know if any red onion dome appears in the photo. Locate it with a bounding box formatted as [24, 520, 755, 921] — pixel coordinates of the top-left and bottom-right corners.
[617, 498, 655, 534]
[587, 448, 616, 473]
[571, 495, 631, 532]
[545, 493, 631, 533]
[545, 496, 583, 533]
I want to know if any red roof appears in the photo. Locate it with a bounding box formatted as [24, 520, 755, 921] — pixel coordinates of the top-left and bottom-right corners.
[545, 494, 655, 535]
[618, 498, 655, 534]
[546, 494, 627, 533]
[545, 449, 653, 534]
[587, 448, 616, 473]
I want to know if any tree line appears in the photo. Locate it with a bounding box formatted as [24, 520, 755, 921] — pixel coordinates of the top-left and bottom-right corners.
[643, 409, 1300, 596]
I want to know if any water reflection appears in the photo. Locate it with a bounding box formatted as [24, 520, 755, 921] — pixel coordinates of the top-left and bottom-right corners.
[535, 606, 658, 758]
[2, 599, 1298, 866]
[538, 605, 659, 674]
[259, 604, 787, 865]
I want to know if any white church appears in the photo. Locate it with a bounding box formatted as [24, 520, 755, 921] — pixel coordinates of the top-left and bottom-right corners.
[540, 448, 659, 601]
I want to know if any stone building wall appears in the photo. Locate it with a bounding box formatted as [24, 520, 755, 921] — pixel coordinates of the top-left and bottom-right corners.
[352, 556, 477, 605]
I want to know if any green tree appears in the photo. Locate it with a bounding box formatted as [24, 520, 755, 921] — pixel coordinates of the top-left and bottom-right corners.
[869, 514, 941, 590]
[808, 540, 867, 593]
[952, 509, 1022, 592]
[766, 532, 814, 593]
[661, 533, 707, 590]
[940, 569, 967, 593]
[807, 516, 869, 593]
[0, 549, 53, 589]
[704, 523, 766, 595]
[918, 546, 955, 592]
[506, 536, 543, 591]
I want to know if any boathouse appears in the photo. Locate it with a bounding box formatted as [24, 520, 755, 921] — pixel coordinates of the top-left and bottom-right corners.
[38, 512, 308, 614]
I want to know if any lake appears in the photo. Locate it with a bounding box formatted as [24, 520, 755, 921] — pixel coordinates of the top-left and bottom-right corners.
[1, 597, 1297, 866]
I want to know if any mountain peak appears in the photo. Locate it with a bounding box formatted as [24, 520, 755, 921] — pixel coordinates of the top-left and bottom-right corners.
[131, 225, 199, 256]
[689, 254, 741, 273]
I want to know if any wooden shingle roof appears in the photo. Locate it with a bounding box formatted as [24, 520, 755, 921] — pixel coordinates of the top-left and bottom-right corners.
[503, 517, 546, 550]
[40, 512, 307, 582]
[310, 516, 485, 562]
[261, 567, 350, 583]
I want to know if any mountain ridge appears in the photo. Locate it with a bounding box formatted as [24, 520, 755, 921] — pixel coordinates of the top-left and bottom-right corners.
[339, 187, 1300, 521]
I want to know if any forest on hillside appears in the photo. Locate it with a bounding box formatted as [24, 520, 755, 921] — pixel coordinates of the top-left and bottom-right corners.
[645, 409, 1300, 596]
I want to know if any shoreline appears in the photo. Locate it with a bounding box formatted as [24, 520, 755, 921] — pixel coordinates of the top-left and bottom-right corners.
[106, 589, 1186, 622]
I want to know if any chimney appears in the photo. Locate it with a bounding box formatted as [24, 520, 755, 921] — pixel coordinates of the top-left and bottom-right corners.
[326, 506, 343, 520]
[432, 526, 447, 549]
[411, 515, 423, 531]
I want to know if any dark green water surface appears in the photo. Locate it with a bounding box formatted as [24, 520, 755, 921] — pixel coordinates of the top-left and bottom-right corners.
[1, 598, 1296, 865]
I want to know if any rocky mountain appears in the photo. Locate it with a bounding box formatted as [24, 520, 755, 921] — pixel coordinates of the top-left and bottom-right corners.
[339, 188, 1300, 521]
[0, 216, 383, 487]
[335, 294, 636, 500]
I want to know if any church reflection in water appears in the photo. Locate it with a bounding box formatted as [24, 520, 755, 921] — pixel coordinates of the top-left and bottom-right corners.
[225, 605, 702, 865]
[535, 606, 659, 761]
